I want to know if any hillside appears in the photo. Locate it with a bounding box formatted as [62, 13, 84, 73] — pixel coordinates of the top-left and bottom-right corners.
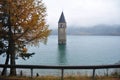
[51, 25, 120, 35]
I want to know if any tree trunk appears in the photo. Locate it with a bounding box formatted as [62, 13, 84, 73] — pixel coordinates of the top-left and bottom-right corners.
[1, 53, 9, 76]
[9, 41, 16, 76]
[10, 52, 16, 76]
[8, 12, 16, 76]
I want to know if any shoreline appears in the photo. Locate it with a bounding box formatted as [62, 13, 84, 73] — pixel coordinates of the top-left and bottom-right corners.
[0, 75, 120, 80]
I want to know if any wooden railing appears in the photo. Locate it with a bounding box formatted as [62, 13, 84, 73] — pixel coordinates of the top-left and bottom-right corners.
[0, 64, 120, 80]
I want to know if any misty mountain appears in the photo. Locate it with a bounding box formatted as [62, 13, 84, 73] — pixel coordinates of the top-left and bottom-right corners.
[51, 25, 120, 36]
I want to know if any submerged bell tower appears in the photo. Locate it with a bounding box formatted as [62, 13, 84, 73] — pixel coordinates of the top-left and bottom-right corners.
[58, 12, 67, 45]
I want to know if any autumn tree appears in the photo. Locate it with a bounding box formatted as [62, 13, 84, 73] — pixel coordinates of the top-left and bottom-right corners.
[0, 0, 50, 76]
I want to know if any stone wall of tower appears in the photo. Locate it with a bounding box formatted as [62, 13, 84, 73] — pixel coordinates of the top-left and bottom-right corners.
[58, 23, 66, 44]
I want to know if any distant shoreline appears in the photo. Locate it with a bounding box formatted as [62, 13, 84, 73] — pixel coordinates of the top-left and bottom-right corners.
[50, 34, 120, 36]
[51, 25, 120, 36]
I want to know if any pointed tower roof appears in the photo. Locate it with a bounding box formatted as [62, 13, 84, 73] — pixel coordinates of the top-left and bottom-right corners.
[58, 12, 66, 23]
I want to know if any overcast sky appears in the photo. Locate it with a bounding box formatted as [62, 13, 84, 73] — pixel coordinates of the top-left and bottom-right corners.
[43, 0, 120, 29]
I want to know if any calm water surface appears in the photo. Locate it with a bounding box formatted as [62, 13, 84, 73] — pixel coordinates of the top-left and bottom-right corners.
[16, 35, 120, 66]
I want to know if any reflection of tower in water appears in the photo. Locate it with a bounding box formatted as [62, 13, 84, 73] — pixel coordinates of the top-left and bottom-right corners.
[57, 45, 67, 65]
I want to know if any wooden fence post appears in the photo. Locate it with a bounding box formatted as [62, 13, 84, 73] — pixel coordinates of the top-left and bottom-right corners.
[93, 69, 95, 80]
[106, 69, 109, 76]
[31, 68, 33, 78]
[20, 70, 23, 76]
[61, 69, 64, 80]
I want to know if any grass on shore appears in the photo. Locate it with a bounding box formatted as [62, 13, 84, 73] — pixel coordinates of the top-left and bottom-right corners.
[0, 75, 120, 80]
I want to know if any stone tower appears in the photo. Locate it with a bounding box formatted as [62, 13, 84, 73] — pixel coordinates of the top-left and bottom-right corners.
[58, 12, 67, 45]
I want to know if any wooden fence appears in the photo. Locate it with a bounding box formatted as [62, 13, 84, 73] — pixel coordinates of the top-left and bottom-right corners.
[0, 64, 120, 80]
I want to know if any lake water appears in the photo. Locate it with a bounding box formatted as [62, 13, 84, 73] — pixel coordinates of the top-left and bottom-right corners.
[16, 35, 120, 65]
[0, 35, 120, 76]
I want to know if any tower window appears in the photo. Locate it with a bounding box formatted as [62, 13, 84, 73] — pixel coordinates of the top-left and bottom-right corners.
[60, 24, 64, 28]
